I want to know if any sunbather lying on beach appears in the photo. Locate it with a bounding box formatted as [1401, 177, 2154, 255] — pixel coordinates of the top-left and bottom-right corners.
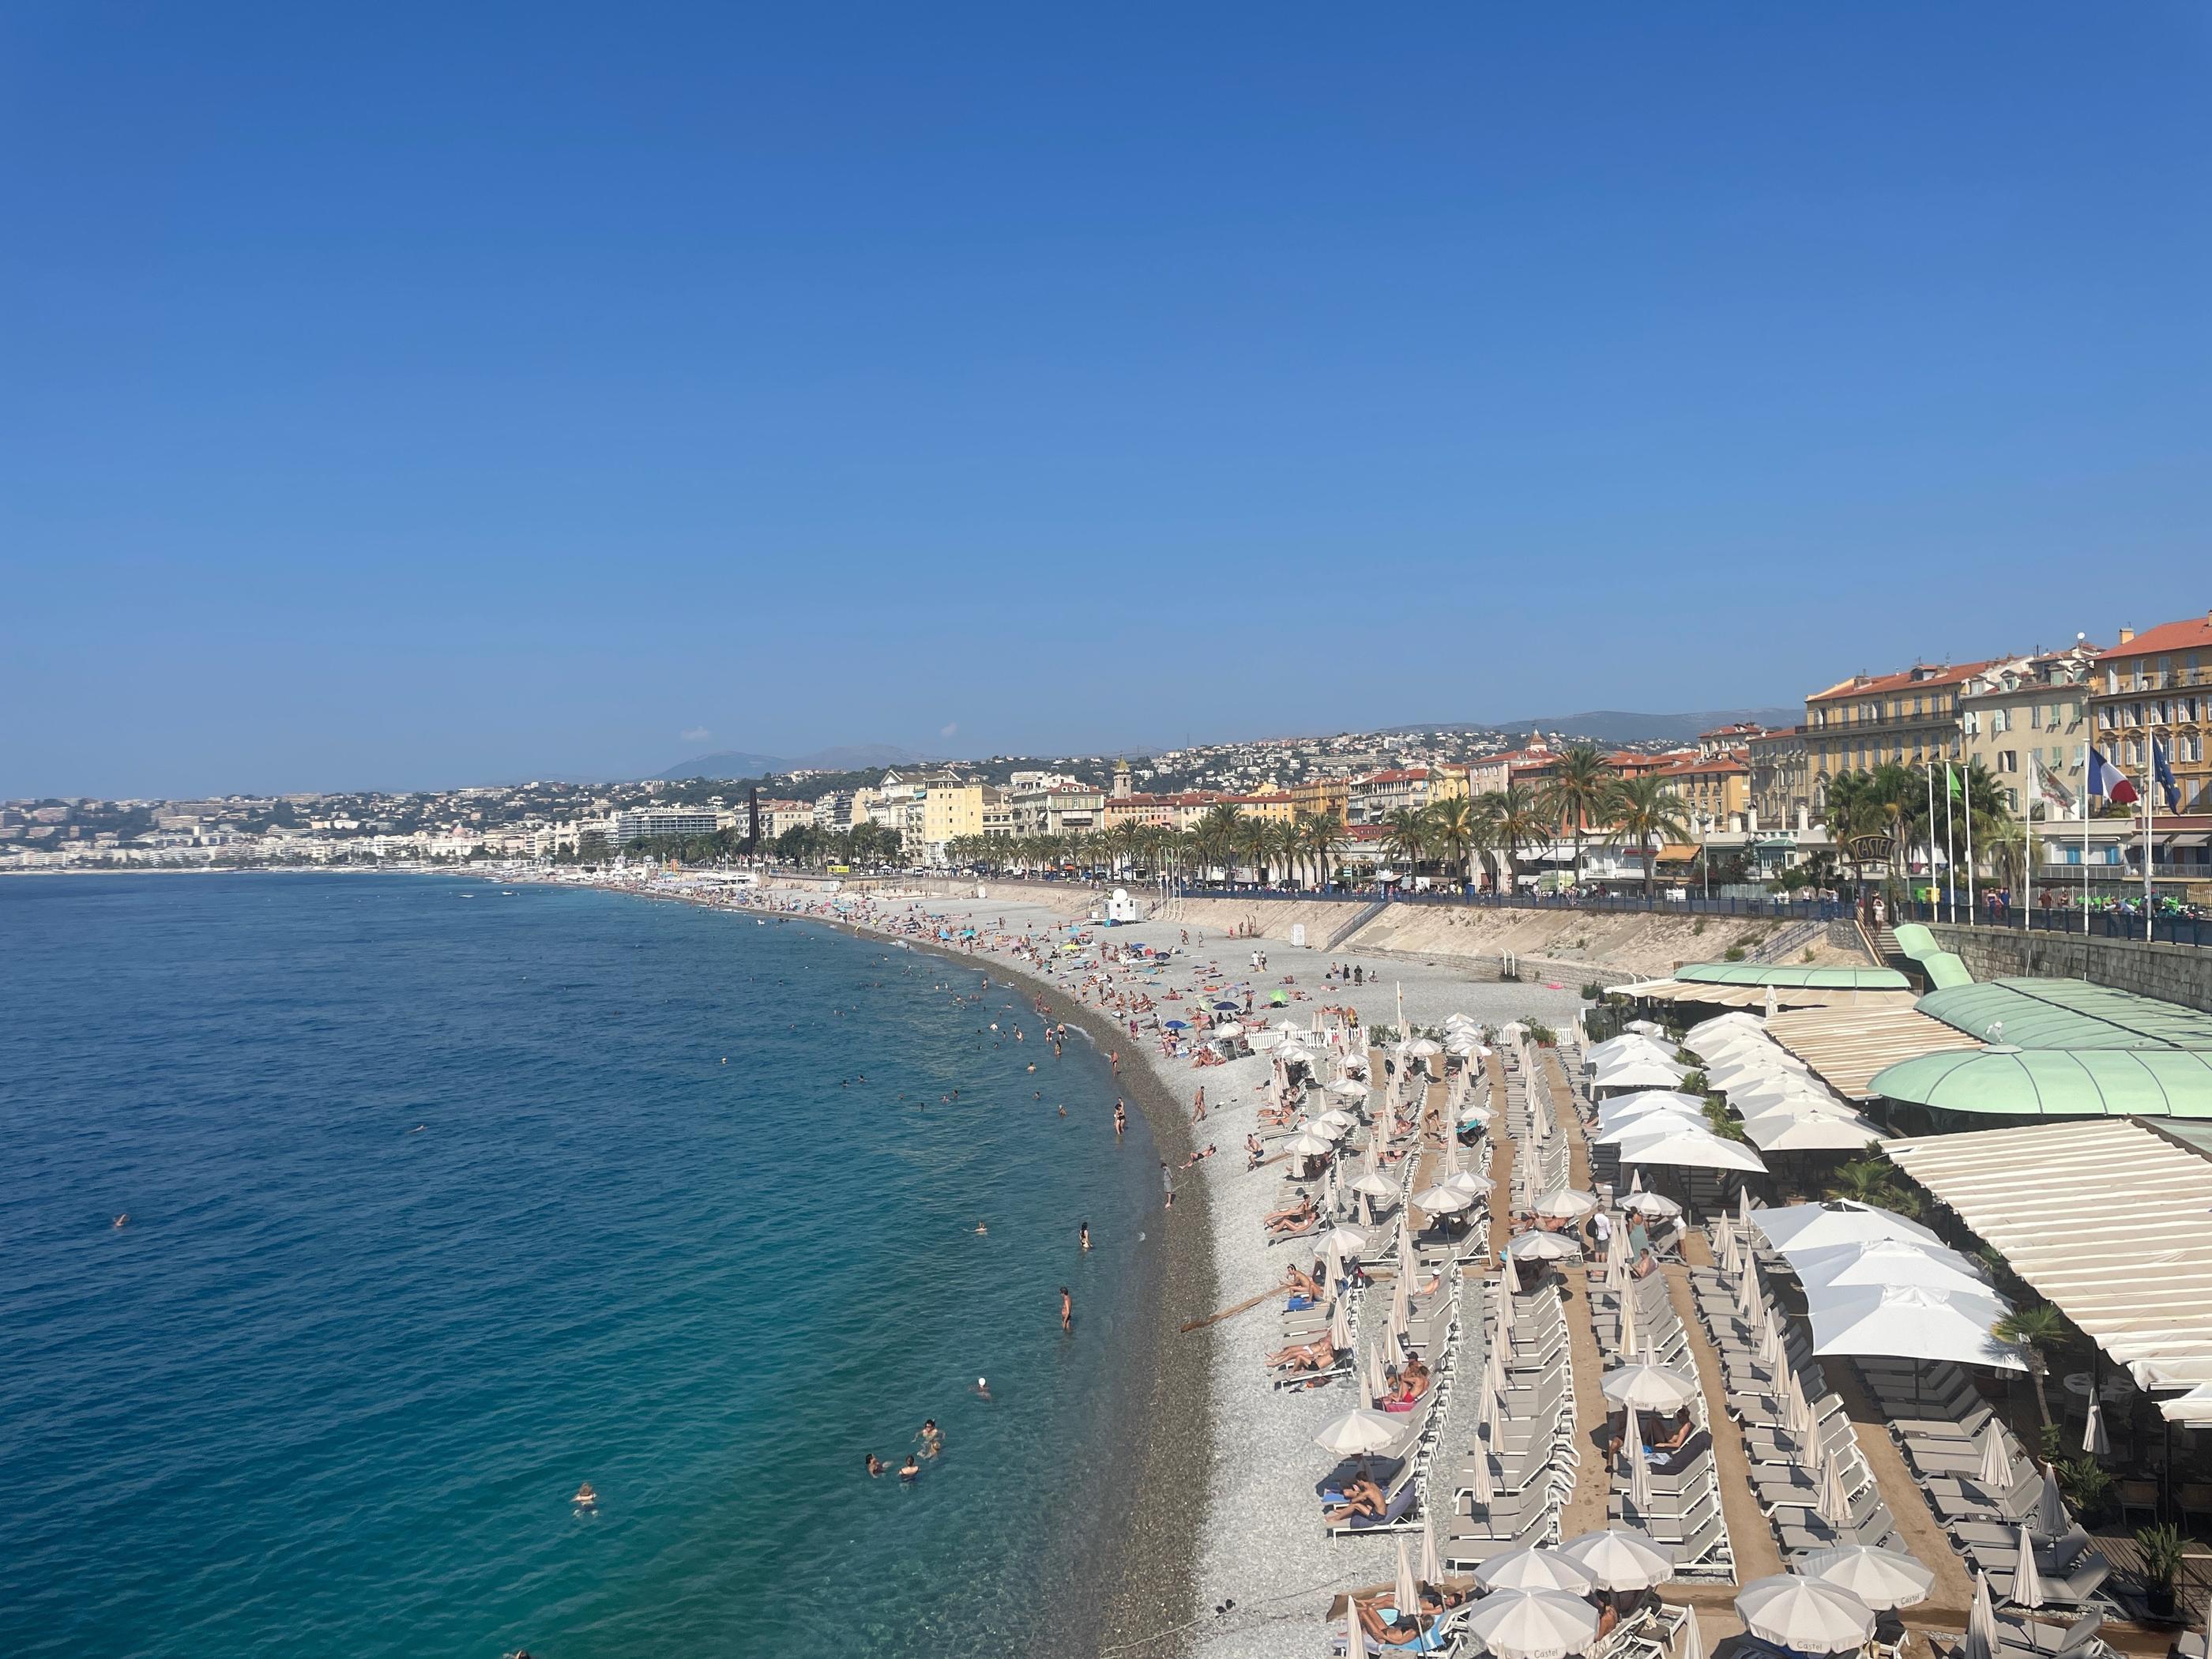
[1320, 1473, 1387, 1524]
[1262, 1198, 1317, 1235]
[1266, 1336, 1338, 1373]
[1282, 1261, 1325, 1300]
[1356, 1593, 1447, 1646]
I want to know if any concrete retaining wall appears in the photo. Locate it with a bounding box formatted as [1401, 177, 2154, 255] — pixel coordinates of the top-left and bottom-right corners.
[1924, 924, 2212, 1014]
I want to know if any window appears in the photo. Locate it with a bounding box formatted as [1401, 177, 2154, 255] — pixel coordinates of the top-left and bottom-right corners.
[1963, 710, 1980, 736]
[1998, 750, 2018, 773]
[2107, 668, 2120, 694]
[2030, 704, 2042, 730]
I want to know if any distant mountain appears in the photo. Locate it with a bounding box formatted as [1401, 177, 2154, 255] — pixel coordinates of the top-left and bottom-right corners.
[1481, 708, 1800, 744]
[656, 743, 930, 781]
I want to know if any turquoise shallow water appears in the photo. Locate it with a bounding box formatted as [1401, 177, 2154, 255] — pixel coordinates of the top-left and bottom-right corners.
[1, 874, 1158, 1657]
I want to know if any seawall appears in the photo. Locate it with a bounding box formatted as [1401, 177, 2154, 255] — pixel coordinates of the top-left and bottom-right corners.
[1925, 923, 2212, 1014]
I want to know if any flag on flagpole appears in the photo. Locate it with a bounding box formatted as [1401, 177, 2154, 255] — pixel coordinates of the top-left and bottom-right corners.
[2033, 756, 2077, 818]
[2152, 738, 2183, 813]
[2086, 747, 2139, 806]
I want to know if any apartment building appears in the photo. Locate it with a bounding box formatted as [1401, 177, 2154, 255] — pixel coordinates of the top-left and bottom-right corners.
[1958, 646, 2097, 820]
[1655, 749, 1753, 833]
[1349, 766, 1466, 825]
[1006, 784, 1105, 839]
[2090, 613, 2212, 812]
[1288, 774, 1350, 822]
[611, 806, 720, 845]
[1805, 660, 1992, 810]
[1746, 727, 1811, 832]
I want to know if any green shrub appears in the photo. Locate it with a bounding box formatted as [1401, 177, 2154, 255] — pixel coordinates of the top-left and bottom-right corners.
[1722, 946, 1745, 962]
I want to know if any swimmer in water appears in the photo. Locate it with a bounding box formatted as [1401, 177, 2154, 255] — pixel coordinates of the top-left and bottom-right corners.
[864, 1454, 886, 1477]
[1080, 1221, 1091, 1251]
[974, 1377, 992, 1401]
[898, 1454, 920, 1482]
[113, 1213, 129, 1228]
[573, 1482, 598, 1508]
[409, 1124, 427, 1134]
[975, 1221, 988, 1235]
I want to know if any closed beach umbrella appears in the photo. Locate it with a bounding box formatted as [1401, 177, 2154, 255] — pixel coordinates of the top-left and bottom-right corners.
[2034, 1464, 2068, 1537]
[1557, 1526, 1676, 1591]
[1627, 1414, 1653, 1513]
[1463, 1589, 1600, 1659]
[1396, 1536, 1421, 1620]
[1315, 1407, 1401, 1459]
[1345, 1591, 1369, 1659]
[1475, 1544, 1597, 1595]
[1800, 1544, 1936, 1611]
[1331, 1298, 1353, 1351]
[1817, 1446, 1852, 1529]
[1502, 1247, 1523, 1295]
[1735, 1574, 1878, 1654]
[1676, 1612, 1706, 1659]
[1966, 1571, 1999, 1659]
[2011, 1523, 2045, 1609]
[1977, 1424, 2013, 1490]
[1420, 1510, 1443, 1589]
[1620, 1309, 1639, 1360]
[1736, 1258, 1762, 1322]
[1602, 1364, 1698, 1412]
[1365, 1342, 1390, 1404]
[2083, 1390, 2110, 1457]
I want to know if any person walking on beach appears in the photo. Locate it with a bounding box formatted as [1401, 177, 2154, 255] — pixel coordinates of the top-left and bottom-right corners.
[1060, 1286, 1073, 1332]
[1114, 1100, 1127, 1138]
[1191, 1085, 1206, 1124]
[1161, 1161, 1175, 1209]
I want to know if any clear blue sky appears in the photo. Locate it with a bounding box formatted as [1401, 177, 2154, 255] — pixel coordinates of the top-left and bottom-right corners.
[5, 3, 2208, 799]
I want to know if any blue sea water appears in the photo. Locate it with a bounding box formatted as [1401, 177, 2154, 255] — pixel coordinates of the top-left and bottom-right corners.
[1, 874, 1160, 1657]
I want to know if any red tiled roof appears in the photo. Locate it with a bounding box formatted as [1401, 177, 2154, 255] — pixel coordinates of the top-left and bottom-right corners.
[1807, 659, 2003, 702]
[2098, 615, 2212, 662]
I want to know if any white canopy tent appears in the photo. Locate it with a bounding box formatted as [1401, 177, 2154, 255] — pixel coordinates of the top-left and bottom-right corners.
[1615, 1125, 1769, 1173]
[1803, 1282, 2027, 1372]
[1751, 1201, 1943, 1256]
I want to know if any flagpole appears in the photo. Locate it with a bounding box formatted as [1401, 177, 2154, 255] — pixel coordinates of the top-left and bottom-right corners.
[1964, 759, 1977, 923]
[1943, 760, 1957, 924]
[1924, 759, 1937, 922]
[2144, 740, 2156, 942]
[2081, 740, 2090, 935]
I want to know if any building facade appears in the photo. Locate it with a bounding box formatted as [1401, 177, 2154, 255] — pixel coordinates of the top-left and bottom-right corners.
[2089, 614, 2212, 812]
[611, 806, 720, 845]
[1958, 646, 2097, 821]
[1747, 726, 1811, 832]
[1805, 660, 1990, 813]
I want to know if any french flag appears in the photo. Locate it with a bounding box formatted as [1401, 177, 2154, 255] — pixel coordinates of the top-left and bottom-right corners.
[2087, 747, 2140, 806]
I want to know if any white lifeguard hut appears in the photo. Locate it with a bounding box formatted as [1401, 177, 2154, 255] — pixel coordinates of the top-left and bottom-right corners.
[1104, 886, 1143, 924]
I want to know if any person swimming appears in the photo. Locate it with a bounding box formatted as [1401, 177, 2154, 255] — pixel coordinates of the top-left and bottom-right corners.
[572, 1482, 597, 1508]
[897, 1454, 920, 1482]
[974, 1221, 988, 1236]
[863, 1454, 886, 1477]
[974, 1376, 992, 1401]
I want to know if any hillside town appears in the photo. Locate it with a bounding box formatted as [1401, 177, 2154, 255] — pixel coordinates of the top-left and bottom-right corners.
[9, 611, 2212, 905]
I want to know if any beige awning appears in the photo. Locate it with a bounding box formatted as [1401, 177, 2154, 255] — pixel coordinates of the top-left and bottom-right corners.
[1884, 1120, 2212, 1393]
[1766, 1006, 1984, 1100]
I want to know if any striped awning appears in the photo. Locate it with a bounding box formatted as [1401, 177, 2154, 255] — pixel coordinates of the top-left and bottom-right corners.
[1766, 1006, 1984, 1100]
[1884, 1120, 2212, 1393]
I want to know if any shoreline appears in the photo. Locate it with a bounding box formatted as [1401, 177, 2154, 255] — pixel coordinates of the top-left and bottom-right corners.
[763, 899, 1220, 1657]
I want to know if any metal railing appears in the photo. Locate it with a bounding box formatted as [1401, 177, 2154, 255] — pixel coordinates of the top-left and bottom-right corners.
[1154, 879, 1850, 922]
[1903, 900, 2212, 949]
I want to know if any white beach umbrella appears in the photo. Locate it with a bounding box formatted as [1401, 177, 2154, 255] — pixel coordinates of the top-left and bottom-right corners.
[1530, 1187, 1598, 1221]
[1805, 1283, 2026, 1372]
[1753, 1201, 1941, 1255]
[1329, 1077, 1371, 1097]
[1315, 1407, 1402, 1459]
[1322, 1223, 1371, 1257]
[1315, 1117, 1353, 1143]
[1676, 1609, 1706, 1659]
[1793, 1239, 1991, 1298]
[1285, 1130, 1335, 1158]
[1443, 1168, 1494, 1197]
[1396, 1537, 1422, 1622]
[1557, 1525, 1677, 1591]
[1966, 1571, 1999, 1659]
[1421, 1510, 1443, 1589]
[1318, 1108, 1360, 1130]
[1740, 1112, 1883, 1153]
[1627, 1416, 1653, 1514]
[1345, 1590, 1370, 1659]
[1593, 1059, 1691, 1091]
[1620, 1191, 1683, 1220]
[2010, 1523, 2045, 1609]
[2083, 1389, 2111, 1457]
[1351, 1168, 1400, 1201]
[1406, 1038, 1442, 1058]
[1594, 1110, 1703, 1147]
[1735, 1574, 1878, 1654]
[1463, 1589, 1600, 1659]
[1800, 1544, 1936, 1611]
[1601, 1364, 1699, 1412]
[1586, 1035, 1676, 1069]
[1506, 1231, 1582, 1262]
[1502, 1247, 1523, 1295]
[1616, 1126, 1768, 1174]
[1475, 1544, 1597, 1594]
[1597, 1089, 1707, 1126]
[1413, 1183, 1474, 1216]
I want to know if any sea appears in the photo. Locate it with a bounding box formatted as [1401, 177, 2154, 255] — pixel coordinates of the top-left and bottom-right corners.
[1, 873, 1162, 1658]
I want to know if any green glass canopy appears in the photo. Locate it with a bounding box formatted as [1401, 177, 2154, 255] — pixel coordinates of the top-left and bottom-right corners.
[1869, 1047, 2212, 1119]
[1917, 979, 2212, 1050]
[1673, 963, 1913, 989]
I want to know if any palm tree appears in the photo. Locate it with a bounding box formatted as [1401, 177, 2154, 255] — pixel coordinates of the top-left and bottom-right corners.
[1191, 803, 1244, 882]
[1604, 775, 1694, 899]
[1379, 807, 1428, 886]
[1826, 1155, 1920, 1217]
[1992, 1304, 2069, 1436]
[1104, 820, 1142, 876]
[1424, 795, 1478, 890]
[1296, 809, 1343, 890]
[1484, 784, 1550, 894]
[1235, 816, 1273, 885]
[1537, 745, 1619, 887]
